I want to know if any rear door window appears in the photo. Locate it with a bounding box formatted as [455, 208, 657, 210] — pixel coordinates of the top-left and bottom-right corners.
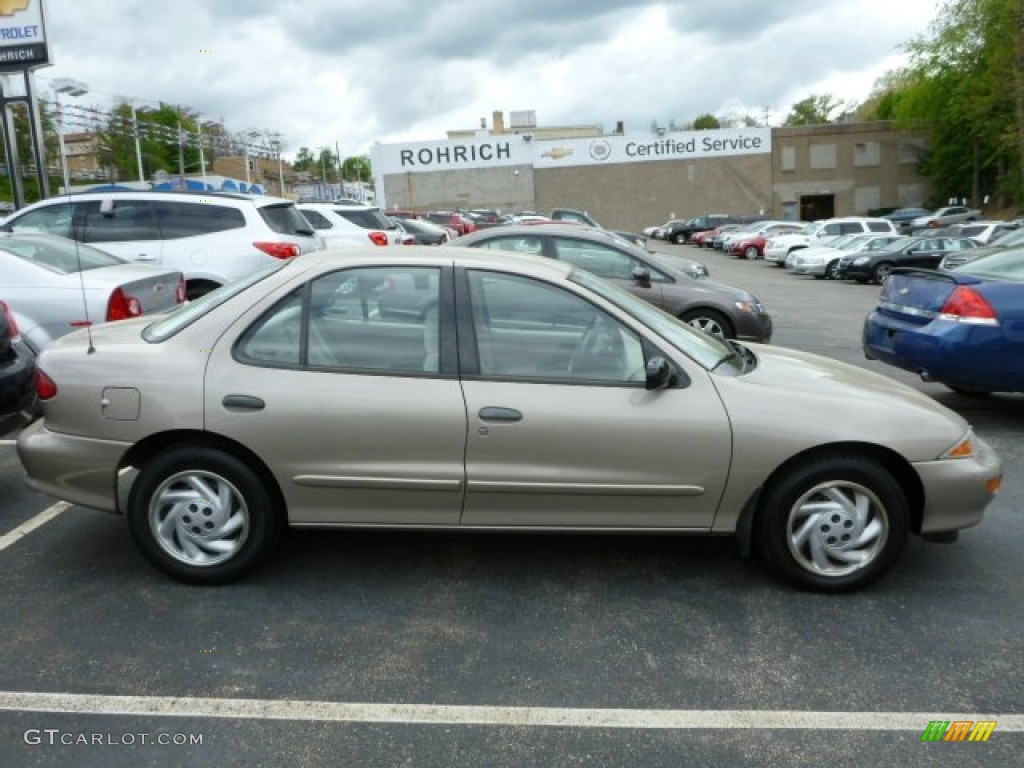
[155, 201, 245, 239]
[334, 208, 393, 230]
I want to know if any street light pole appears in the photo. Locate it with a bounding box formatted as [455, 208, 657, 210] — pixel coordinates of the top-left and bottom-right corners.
[52, 78, 89, 193]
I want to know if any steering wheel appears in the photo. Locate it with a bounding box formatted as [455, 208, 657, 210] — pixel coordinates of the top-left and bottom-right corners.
[568, 316, 624, 376]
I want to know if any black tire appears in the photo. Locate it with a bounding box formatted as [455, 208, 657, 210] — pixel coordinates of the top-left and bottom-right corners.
[680, 308, 734, 339]
[744, 245, 760, 260]
[826, 260, 841, 280]
[756, 454, 909, 592]
[871, 262, 893, 284]
[673, 233, 687, 245]
[126, 446, 283, 584]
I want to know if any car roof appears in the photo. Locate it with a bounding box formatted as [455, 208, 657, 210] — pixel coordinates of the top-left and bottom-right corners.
[301, 243, 573, 279]
[14, 189, 293, 209]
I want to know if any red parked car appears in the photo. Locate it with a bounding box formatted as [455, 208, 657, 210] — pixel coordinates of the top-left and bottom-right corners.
[425, 211, 477, 236]
[690, 227, 725, 247]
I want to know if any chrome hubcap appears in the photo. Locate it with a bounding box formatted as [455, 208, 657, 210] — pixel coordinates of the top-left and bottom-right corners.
[786, 481, 888, 577]
[688, 316, 724, 337]
[149, 471, 249, 566]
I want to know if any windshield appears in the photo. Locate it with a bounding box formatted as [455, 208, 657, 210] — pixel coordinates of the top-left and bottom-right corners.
[799, 222, 823, 236]
[569, 269, 735, 370]
[143, 265, 283, 342]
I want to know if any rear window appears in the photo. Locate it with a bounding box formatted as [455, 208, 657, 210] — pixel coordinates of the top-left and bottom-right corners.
[335, 208, 394, 230]
[259, 204, 315, 236]
[867, 221, 893, 232]
[0, 235, 124, 273]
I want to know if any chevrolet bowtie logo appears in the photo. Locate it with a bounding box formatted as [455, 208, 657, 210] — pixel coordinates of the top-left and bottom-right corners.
[0, 0, 29, 16]
[541, 147, 574, 160]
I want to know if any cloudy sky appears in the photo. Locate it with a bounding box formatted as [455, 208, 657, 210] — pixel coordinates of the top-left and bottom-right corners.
[38, 0, 940, 158]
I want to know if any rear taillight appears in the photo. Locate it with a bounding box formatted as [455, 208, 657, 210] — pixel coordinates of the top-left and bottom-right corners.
[939, 286, 999, 325]
[368, 231, 389, 246]
[36, 369, 57, 400]
[254, 242, 301, 259]
[0, 300, 20, 341]
[175, 276, 187, 303]
[106, 287, 142, 321]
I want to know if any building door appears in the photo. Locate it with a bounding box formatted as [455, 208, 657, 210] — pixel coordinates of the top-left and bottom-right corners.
[800, 194, 834, 221]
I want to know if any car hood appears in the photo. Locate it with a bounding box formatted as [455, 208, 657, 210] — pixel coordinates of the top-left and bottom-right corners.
[711, 344, 968, 462]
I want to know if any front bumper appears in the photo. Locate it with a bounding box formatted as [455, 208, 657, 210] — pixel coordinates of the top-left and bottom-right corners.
[736, 312, 773, 343]
[913, 433, 1002, 533]
[16, 420, 130, 513]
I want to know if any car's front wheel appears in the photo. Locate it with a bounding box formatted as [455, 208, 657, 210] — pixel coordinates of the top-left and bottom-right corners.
[871, 262, 893, 284]
[826, 260, 842, 279]
[681, 308, 733, 339]
[757, 455, 909, 592]
[126, 446, 283, 584]
[673, 233, 687, 245]
[744, 245, 760, 260]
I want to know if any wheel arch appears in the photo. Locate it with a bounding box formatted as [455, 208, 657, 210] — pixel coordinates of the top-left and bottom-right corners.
[735, 441, 925, 556]
[117, 430, 288, 520]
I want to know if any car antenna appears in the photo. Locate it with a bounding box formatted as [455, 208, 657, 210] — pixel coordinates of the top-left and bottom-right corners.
[69, 183, 96, 354]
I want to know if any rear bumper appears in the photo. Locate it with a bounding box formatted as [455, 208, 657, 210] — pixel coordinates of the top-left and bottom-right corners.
[16, 420, 130, 513]
[913, 433, 1002, 533]
[0, 341, 37, 435]
[863, 311, 1023, 392]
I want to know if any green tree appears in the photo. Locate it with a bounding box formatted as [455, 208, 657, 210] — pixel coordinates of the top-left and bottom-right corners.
[783, 93, 848, 126]
[341, 154, 371, 181]
[692, 113, 721, 130]
[866, 0, 1020, 205]
[99, 101, 203, 182]
[291, 146, 315, 173]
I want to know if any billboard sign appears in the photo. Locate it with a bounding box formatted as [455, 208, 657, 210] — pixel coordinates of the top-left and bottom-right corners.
[0, 0, 48, 71]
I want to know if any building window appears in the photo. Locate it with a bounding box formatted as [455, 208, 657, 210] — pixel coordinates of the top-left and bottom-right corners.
[809, 144, 837, 170]
[780, 147, 796, 172]
[853, 141, 881, 167]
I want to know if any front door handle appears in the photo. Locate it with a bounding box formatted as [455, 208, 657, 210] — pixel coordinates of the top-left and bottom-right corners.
[223, 394, 265, 410]
[478, 406, 522, 423]
[134, 254, 157, 262]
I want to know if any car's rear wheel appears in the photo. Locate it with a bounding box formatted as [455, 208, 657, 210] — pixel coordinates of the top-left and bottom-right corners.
[127, 446, 283, 584]
[673, 233, 687, 244]
[744, 245, 759, 260]
[757, 455, 909, 592]
[681, 308, 733, 339]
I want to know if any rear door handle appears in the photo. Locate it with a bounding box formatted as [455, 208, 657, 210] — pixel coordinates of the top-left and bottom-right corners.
[478, 407, 522, 423]
[134, 254, 157, 262]
[223, 394, 265, 410]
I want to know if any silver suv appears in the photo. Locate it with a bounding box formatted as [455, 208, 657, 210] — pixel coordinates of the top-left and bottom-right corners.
[3, 190, 323, 299]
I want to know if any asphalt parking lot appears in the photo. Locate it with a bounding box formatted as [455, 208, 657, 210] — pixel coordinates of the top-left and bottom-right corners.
[1, 241, 1021, 767]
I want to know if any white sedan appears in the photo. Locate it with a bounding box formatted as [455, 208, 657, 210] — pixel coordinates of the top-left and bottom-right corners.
[788, 235, 905, 279]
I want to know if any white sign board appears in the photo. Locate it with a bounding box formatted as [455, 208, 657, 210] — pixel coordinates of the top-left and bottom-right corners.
[0, 0, 48, 71]
[374, 127, 771, 176]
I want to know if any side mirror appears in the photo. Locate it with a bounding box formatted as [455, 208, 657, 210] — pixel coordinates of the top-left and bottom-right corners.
[645, 356, 674, 390]
[632, 265, 652, 287]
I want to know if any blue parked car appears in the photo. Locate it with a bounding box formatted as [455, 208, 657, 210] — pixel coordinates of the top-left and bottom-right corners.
[863, 249, 1024, 394]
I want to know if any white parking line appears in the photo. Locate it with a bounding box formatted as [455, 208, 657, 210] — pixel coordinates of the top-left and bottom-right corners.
[0, 502, 70, 552]
[1, 692, 1022, 731]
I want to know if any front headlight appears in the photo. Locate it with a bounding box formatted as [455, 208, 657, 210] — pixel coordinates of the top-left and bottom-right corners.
[853, 256, 870, 266]
[735, 299, 764, 314]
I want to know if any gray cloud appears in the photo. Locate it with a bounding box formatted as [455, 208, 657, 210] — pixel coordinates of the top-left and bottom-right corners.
[41, 0, 934, 156]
